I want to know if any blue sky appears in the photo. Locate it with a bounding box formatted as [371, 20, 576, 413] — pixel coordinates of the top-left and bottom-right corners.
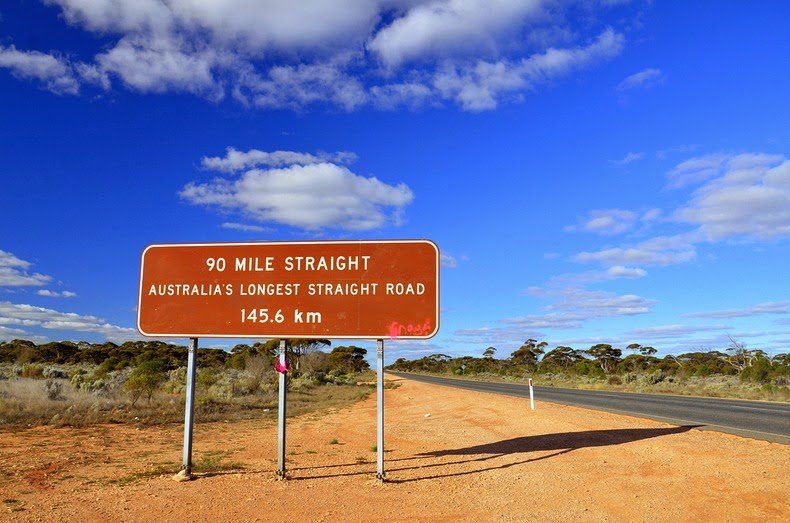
[1, 1, 789, 363]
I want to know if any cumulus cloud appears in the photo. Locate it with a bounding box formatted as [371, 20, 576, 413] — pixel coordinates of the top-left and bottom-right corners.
[571, 152, 789, 272]
[673, 154, 790, 240]
[572, 233, 697, 267]
[0, 301, 137, 340]
[452, 325, 548, 345]
[626, 324, 732, 340]
[95, 35, 224, 97]
[440, 253, 459, 268]
[368, 0, 545, 68]
[531, 265, 647, 289]
[684, 301, 790, 319]
[182, 149, 413, 230]
[36, 290, 78, 298]
[202, 147, 357, 172]
[219, 222, 269, 233]
[544, 288, 655, 317]
[666, 153, 732, 189]
[565, 207, 660, 236]
[433, 28, 624, 111]
[0, 249, 53, 287]
[0, 44, 81, 95]
[1, 1, 630, 111]
[456, 288, 655, 345]
[0, 325, 30, 341]
[616, 67, 665, 92]
[605, 265, 647, 279]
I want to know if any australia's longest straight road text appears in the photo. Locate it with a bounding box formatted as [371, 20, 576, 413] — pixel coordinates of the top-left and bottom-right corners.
[389, 372, 790, 444]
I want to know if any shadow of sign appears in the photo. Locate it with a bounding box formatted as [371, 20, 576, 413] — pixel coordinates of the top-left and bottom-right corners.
[291, 425, 700, 483]
[417, 425, 700, 458]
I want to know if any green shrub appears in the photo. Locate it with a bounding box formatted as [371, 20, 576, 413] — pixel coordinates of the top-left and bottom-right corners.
[645, 372, 666, 385]
[125, 359, 167, 406]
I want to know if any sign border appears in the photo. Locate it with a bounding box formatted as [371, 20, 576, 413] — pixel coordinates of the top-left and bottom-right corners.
[137, 239, 440, 340]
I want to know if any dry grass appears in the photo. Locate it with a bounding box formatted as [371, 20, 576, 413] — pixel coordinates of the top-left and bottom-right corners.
[0, 377, 373, 430]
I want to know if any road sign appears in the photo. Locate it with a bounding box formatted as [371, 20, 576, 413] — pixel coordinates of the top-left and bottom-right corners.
[137, 240, 439, 339]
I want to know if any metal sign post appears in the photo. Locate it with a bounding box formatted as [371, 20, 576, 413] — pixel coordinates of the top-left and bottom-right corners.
[180, 337, 198, 479]
[276, 339, 287, 479]
[376, 339, 385, 482]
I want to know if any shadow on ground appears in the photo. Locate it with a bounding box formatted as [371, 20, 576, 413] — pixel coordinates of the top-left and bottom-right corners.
[292, 425, 700, 483]
[418, 425, 700, 458]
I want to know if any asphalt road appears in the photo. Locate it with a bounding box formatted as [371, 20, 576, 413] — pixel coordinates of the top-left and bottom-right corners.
[389, 372, 790, 444]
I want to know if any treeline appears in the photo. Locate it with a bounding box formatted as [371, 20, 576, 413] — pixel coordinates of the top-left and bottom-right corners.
[388, 339, 790, 385]
[0, 338, 370, 376]
[0, 339, 228, 370]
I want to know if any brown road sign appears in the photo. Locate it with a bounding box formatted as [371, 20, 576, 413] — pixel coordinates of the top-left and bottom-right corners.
[137, 240, 439, 339]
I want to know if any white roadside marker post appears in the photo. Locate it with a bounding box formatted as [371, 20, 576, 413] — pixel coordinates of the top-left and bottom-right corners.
[178, 337, 198, 481]
[376, 338, 386, 483]
[277, 339, 287, 479]
[529, 378, 535, 411]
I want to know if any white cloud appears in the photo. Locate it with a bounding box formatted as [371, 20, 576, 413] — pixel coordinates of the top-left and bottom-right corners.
[36, 290, 78, 298]
[182, 150, 414, 230]
[452, 325, 547, 346]
[243, 61, 369, 111]
[544, 288, 655, 317]
[368, 0, 545, 68]
[532, 265, 647, 288]
[566, 208, 637, 235]
[370, 82, 435, 110]
[627, 324, 732, 340]
[571, 152, 789, 272]
[0, 324, 28, 339]
[0, 44, 80, 95]
[220, 222, 270, 233]
[0, 249, 53, 287]
[3, 1, 631, 112]
[566, 207, 659, 236]
[95, 35, 224, 97]
[605, 265, 647, 279]
[457, 288, 655, 345]
[433, 28, 624, 111]
[616, 67, 664, 91]
[440, 253, 459, 268]
[0, 250, 31, 269]
[202, 147, 357, 172]
[666, 153, 732, 189]
[611, 151, 644, 166]
[684, 301, 790, 319]
[0, 301, 137, 340]
[673, 154, 790, 240]
[573, 233, 697, 267]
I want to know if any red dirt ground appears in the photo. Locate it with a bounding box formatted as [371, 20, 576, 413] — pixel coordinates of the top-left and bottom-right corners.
[1, 375, 788, 522]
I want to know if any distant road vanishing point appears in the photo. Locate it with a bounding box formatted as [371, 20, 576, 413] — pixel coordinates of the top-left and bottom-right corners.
[389, 372, 790, 444]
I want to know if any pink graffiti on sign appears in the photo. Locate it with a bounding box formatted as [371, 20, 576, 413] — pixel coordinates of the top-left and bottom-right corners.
[389, 318, 433, 340]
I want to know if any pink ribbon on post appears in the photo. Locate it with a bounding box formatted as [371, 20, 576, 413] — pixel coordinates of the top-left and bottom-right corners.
[275, 359, 290, 374]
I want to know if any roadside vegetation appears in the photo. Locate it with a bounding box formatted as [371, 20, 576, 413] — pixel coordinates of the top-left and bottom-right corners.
[388, 338, 790, 402]
[0, 338, 373, 428]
